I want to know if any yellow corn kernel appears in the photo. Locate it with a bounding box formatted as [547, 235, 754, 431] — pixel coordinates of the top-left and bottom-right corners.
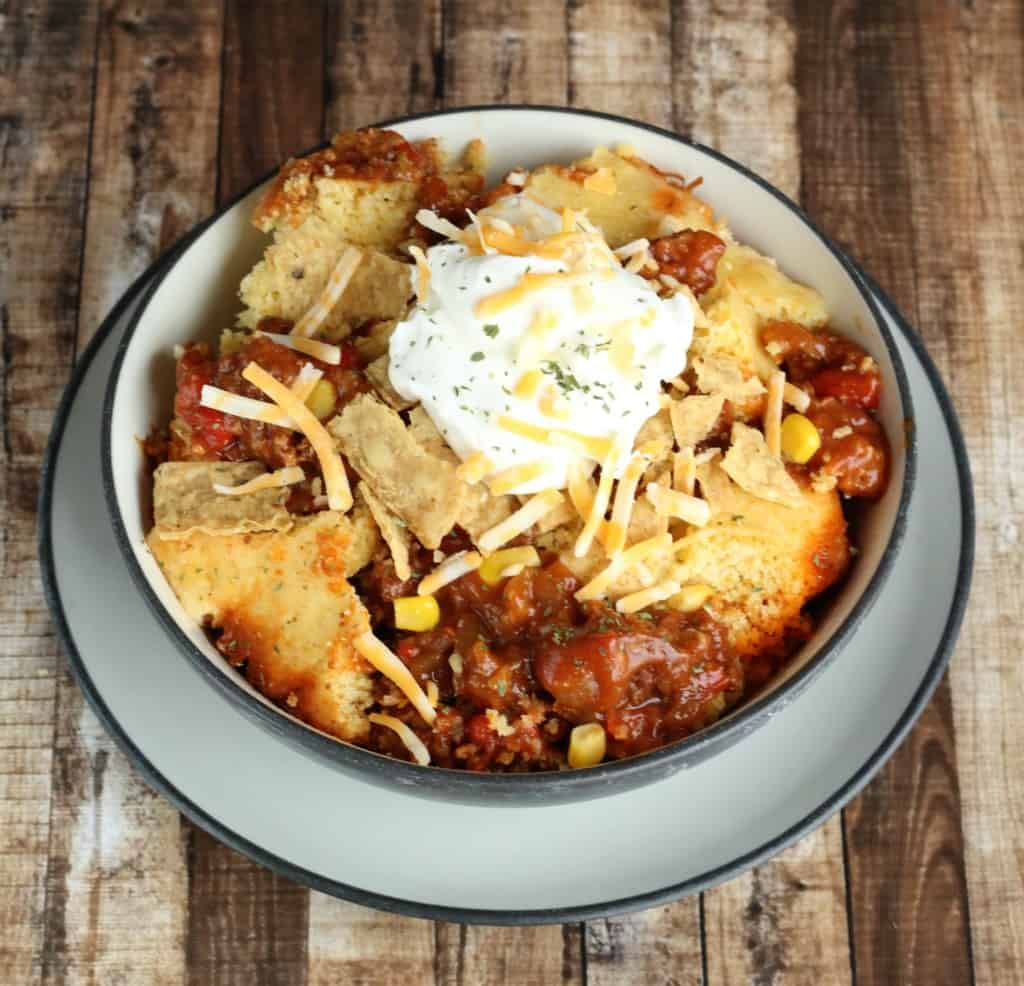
[669, 583, 713, 613]
[394, 595, 440, 632]
[478, 546, 541, 586]
[568, 722, 607, 768]
[780, 413, 821, 464]
[305, 379, 337, 420]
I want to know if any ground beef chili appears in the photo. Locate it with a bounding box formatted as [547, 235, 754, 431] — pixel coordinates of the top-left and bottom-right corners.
[357, 554, 743, 770]
[643, 228, 727, 295]
[170, 327, 369, 468]
[761, 319, 890, 498]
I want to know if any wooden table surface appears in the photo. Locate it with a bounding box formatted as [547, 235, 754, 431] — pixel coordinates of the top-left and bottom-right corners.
[3, 1, 1018, 983]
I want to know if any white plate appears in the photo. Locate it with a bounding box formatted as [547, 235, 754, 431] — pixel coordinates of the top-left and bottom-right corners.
[40, 260, 972, 924]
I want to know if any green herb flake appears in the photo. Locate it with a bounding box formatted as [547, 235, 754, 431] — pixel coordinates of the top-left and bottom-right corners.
[470, 351, 485, 362]
[482, 323, 500, 338]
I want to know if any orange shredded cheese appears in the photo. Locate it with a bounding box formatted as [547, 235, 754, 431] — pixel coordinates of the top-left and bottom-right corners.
[616, 580, 681, 614]
[487, 461, 551, 496]
[455, 451, 494, 485]
[575, 533, 673, 602]
[242, 362, 353, 512]
[354, 633, 437, 725]
[764, 370, 785, 457]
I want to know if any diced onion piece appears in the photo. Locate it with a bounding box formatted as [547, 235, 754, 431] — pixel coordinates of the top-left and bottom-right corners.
[478, 489, 564, 553]
[478, 546, 540, 586]
[369, 713, 431, 766]
[568, 722, 607, 768]
[212, 465, 304, 496]
[487, 460, 550, 496]
[241, 362, 352, 511]
[417, 550, 483, 596]
[354, 633, 437, 725]
[783, 382, 811, 413]
[645, 482, 711, 527]
[764, 370, 786, 457]
[575, 533, 673, 602]
[616, 580, 681, 614]
[292, 246, 362, 338]
[394, 595, 441, 632]
[256, 330, 342, 365]
[455, 451, 495, 485]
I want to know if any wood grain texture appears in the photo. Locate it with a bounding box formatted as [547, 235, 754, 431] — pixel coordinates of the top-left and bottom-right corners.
[435, 922, 584, 985]
[444, 0, 568, 105]
[586, 905, 702, 986]
[219, 0, 325, 202]
[952, 2, 1024, 978]
[325, 0, 441, 131]
[306, 896, 434, 986]
[0, 5, 98, 982]
[795, 2, 977, 984]
[77, 1, 224, 347]
[41, 5, 224, 986]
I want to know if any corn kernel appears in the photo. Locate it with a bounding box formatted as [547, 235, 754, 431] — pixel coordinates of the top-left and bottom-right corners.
[394, 595, 440, 632]
[568, 722, 607, 768]
[305, 379, 337, 420]
[668, 583, 713, 613]
[478, 546, 541, 586]
[780, 413, 821, 464]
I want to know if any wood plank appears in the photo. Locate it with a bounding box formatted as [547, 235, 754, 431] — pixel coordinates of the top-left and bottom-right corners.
[42, 4, 224, 985]
[0, 2, 98, 983]
[306, 896, 434, 986]
[567, 4, 703, 980]
[434, 922, 583, 985]
[76, 2, 224, 346]
[219, 0, 325, 202]
[952, 3, 1024, 980]
[704, 817, 852, 986]
[325, 0, 441, 131]
[181, 4, 322, 983]
[671, 4, 856, 983]
[443, 0, 568, 106]
[795, 2, 978, 983]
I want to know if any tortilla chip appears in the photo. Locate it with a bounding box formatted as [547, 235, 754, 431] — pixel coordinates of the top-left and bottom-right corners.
[329, 394, 464, 549]
[358, 484, 411, 580]
[153, 461, 293, 540]
[692, 354, 766, 403]
[669, 394, 725, 449]
[634, 408, 674, 456]
[354, 318, 398, 364]
[365, 354, 416, 411]
[721, 422, 803, 508]
[146, 511, 380, 741]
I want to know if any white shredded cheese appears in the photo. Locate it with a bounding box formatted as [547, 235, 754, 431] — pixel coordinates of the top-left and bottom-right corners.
[354, 632, 436, 725]
[212, 465, 304, 496]
[369, 713, 430, 765]
[417, 550, 483, 596]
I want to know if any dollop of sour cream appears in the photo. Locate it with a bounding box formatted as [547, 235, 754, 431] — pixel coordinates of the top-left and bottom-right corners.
[388, 194, 694, 494]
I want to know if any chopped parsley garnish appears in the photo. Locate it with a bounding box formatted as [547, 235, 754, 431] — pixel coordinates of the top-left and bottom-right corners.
[470, 351, 485, 362]
[551, 626, 575, 644]
[540, 360, 584, 394]
[482, 323, 500, 338]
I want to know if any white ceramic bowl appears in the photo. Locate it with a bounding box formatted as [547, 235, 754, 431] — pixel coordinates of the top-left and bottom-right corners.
[103, 107, 915, 804]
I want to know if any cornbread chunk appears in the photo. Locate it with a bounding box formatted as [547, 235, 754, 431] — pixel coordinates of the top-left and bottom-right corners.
[251, 129, 486, 253]
[147, 509, 380, 741]
[672, 462, 849, 659]
[152, 461, 293, 540]
[692, 243, 829, 381]
[238, 220, 413, 338]
[329, 395, 465, 549]
[525, 146, 719, 247]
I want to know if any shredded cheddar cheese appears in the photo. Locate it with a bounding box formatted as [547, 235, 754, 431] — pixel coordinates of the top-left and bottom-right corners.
[242, 362, 353, 512]
[354, 632, 437, 725]
[418, 550, 483, 596]
[212, 465, 305, 496]
[478, 489, 564, 553]
[368, 713, 431, 765]
[292, 246, 362, 338]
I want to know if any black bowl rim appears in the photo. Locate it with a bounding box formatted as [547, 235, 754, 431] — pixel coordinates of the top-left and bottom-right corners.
[98, 105, 917, 802]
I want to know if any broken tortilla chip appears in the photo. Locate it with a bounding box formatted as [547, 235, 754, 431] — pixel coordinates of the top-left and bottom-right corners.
[153, 461, 294, 540]
[669, 394, 725, 449]
[692, 354, 766, 403]
[721, 422, 804, 508]
[358, 483, 412, 580]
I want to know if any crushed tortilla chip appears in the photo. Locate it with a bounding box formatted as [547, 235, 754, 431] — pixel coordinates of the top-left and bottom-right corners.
[721, 422, 804, 508]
